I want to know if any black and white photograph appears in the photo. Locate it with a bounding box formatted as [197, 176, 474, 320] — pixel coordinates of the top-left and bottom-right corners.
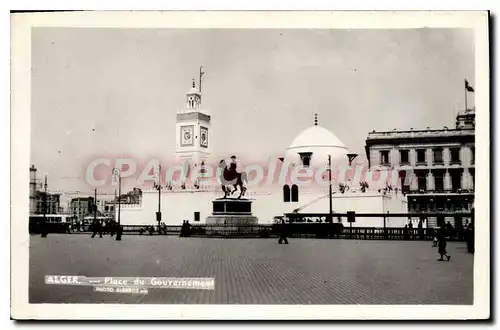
[10, 11, 490, 320]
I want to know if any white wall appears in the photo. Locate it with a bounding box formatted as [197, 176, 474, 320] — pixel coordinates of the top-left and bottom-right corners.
[118, 190, 219, 226]
[118, 187, 408, 227]
[382, 192, 408, 227]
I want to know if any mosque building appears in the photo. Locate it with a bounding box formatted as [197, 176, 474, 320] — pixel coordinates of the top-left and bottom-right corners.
[117, 79, 408, 227]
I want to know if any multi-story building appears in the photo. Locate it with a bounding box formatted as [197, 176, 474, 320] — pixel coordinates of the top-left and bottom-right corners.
[70, 197, 95, 220]
[34, 191, 63, 214]
[117, 188, 142, 205]
[96, 200, 116, 219]
[365, 108, 475, 228]
[102, 201, 117, 219]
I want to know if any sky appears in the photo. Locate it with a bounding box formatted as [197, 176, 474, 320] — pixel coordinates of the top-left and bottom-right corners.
[30, 28, 475, 196]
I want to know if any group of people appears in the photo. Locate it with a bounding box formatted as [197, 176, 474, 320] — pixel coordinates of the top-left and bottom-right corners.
[139, 226, 156, 235]
[402, 220, 426, 240]
[158, 222, 168, 235]
[89, 218, 121, 238]
[180, 220, 192, 237]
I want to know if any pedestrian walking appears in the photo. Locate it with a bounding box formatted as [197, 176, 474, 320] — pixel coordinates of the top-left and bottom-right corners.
[466, 222, 474, 254]
[437, 228, 451, 261]
[90, 219, 103, 238]
[403, 224, 409, 240]
[278, 220, 289, 244]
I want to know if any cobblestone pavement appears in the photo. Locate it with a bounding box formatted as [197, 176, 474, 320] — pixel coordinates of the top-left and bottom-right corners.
[29, 235, 473, 304]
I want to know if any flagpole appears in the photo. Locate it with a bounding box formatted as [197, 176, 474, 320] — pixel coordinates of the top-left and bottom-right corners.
[464, 79, 468, 111]
[199, 66, 203, 94]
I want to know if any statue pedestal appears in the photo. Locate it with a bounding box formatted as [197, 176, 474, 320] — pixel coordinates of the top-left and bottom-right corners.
[205, 198, 259, 236]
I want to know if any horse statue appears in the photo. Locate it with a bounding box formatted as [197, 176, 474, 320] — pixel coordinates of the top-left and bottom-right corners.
[219, 158, 247, 199]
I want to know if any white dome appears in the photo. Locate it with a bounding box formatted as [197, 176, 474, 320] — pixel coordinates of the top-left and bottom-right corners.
[285, 125, 349, 167]
[289, 126, 346, 149]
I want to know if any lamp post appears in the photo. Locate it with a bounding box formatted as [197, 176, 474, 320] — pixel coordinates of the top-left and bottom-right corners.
[94, 188, 97, 225]
[112, 168, 121, 225]
[156, 164, 162, 235]
[112, 168, 122, 241]
[41, 175, 48, 237]
[328, 155, 333, 223]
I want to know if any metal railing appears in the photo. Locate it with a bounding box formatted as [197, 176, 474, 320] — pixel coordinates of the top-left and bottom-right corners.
[65, 223, 469, 241]
[34, 212, 473, 241]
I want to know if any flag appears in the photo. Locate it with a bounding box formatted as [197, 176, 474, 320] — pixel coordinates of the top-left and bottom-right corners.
[465, 79, 475, 92]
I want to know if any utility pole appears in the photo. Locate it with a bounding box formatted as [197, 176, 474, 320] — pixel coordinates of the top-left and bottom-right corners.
[113, 168, 123, 241]
[328, 155, 333, 223]
[114, 188, 117, 223]
[94, 188, 97, 224]
[78, 199, 81, 227]
[118, 175, 121, 225]
[41, 175, 48, 237]
[157, 164, 162, 235]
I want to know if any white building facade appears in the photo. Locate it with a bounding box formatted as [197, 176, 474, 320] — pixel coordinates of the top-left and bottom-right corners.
[117, 81, 407, 228]
[365, 109, 475, 228]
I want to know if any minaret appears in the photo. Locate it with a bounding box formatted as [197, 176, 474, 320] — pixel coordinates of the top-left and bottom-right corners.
[175, 78, 211, 165]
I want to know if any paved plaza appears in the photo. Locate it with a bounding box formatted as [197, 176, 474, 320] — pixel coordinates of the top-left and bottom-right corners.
[29, 235, 473, 304]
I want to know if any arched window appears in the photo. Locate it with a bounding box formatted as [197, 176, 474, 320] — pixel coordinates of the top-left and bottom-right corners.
[200, 161, 206, 174]
[291, 184, 299, 202]
[283, 185, 291, 202]
[299, 152, 312, 167]
[303, 156, 310, 167]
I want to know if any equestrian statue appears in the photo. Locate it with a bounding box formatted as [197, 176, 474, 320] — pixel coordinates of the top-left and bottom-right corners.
[219, 156, 247, 199]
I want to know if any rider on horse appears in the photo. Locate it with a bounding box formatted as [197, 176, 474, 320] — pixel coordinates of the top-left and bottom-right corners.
[219, 156, 247, 199]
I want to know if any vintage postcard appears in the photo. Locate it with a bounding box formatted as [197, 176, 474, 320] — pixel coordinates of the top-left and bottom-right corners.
[10, 11, 490, 320]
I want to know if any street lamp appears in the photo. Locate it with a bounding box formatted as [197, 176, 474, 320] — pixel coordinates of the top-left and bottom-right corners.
[112, 168, 121, 225]
[156, 164, 162, 235]
[112, 168, 123, 241]
[328, 155, 333, 223]
[41, 175, 48, 237]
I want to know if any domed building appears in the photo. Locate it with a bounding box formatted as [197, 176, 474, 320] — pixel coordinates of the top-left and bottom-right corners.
[285, 114, 350, 168]
[117, 81, 408, 228]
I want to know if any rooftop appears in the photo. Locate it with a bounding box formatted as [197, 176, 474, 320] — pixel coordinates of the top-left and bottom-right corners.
[367, 126, 475, 140]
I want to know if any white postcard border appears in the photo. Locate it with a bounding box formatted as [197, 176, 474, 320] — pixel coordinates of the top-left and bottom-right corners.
[10, 10, 490, 320]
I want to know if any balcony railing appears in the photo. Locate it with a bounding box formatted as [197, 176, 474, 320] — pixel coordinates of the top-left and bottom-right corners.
[407, 188, 474, 195]
[368, 128, 475, 140]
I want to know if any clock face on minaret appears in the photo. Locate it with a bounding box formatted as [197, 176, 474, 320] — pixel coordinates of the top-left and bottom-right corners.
[200, 126, 208, 148]
[180, 125, 194, 146]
